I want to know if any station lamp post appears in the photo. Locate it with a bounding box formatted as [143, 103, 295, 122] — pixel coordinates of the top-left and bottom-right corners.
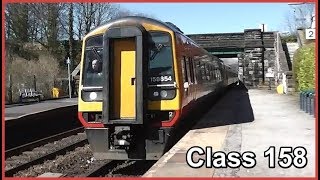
[66, 57, 72, 98]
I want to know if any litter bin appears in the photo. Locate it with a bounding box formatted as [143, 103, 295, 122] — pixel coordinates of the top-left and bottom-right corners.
[309, 92, 315, 116]
[313, 92, 316, 118]
[302, 91, 307, 112]
[306, 91, 311, 113]
[299, 91, 303, 110]
[52, 87, 60, 98]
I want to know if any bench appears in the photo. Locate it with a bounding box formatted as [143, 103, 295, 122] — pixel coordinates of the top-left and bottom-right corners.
[19, 88, 43, 103]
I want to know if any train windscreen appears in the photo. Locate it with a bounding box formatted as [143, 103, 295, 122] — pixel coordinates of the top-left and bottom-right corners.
[148, 32, 174, 85]
[82, 32, 175, 87]
[82, 35, 103, 87]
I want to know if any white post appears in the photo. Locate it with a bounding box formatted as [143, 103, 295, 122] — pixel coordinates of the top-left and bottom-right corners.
[67, 57, 72, 98]
[276, 32, 281, 83]
[282, 73, 287, 94]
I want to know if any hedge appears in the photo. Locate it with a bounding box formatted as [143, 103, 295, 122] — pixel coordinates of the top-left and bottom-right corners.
[292, 43, 316, 91]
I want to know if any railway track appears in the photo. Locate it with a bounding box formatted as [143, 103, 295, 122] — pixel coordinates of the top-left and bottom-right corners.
[5, 128, 87, 177]
[6, 127, 84, 158]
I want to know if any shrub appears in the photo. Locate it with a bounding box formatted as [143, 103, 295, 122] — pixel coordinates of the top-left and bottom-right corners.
[6, 52, 61, 102]
[292, 43, 315, 91]
[281, 34, 298, 43]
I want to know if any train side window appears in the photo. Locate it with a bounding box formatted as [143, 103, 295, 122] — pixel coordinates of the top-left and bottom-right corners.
[182, 56, 189, 83]
[195, 61, 201, 83]
[205, 64, 209, 81]
[192, 59, 197, 84]
[209, 65, 213, 82]
[200, 62, 206, 81]
[188, 57, 195, 83]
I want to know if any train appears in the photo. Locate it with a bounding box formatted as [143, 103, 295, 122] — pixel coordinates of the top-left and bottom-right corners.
[77, 16, 239, 160]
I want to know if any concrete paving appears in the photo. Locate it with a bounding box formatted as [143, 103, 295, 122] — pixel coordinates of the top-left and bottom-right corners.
[143, 88, 315, 177]
[5, 98, 78, 121]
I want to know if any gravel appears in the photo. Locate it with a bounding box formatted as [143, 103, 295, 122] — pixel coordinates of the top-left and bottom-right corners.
[14, 144, 94, 177]
[13, 144, 156, 177]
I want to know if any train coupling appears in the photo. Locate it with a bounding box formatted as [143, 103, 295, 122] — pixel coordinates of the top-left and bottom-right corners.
[113, 126, 132, 147]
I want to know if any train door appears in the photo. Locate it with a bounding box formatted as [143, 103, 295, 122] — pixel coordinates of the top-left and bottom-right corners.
[113, 38, 136, 119]
[182, 56, 191, 104]
[102, 26, 147, 125]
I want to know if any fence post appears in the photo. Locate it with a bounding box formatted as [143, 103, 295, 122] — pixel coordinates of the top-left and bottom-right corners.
[33, 75, 37, 91]
[8, 74, 13, 103]
[299, 91, 303, 110]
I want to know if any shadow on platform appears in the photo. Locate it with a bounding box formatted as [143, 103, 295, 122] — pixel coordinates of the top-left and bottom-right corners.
[192, 84, 254, 130]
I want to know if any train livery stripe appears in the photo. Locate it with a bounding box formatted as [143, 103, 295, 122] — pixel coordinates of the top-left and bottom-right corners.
[161, 110, 181, 127]
[78, 112, 103, 128]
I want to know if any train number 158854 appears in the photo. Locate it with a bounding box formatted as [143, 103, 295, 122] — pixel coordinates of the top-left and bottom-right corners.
[149, 76, 172, 82]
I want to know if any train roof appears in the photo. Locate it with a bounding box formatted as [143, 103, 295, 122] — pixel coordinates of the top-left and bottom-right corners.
[86, 16, 219, 62]
[88, 16, 184, 36]
[87, 16, 203, 47]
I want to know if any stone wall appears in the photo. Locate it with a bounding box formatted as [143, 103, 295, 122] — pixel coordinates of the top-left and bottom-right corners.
[264, 48, 276, 87]
[188, 30, 278, 88]
[242, 29, 264, 87]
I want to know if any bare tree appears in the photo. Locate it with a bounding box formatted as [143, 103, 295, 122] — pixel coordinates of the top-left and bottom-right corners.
[5, 4, 29, 43]
[94, 3, 119, 27]
[285, 3, 315, 33]
[72, 3, 121, 39]
[68, 3, 75, 62]
[113, 8, 156, 20]
[47, 4, 59, 52]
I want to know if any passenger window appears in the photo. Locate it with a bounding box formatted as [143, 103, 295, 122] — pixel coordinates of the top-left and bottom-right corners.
[182, 56, 189, 83]
[188, 57, 195, 83]
[195, 61, 201, 83]
[200, 62, 206, 80]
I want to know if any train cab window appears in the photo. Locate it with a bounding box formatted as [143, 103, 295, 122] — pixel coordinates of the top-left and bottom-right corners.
[148, 32, 174, 84]
[82, 35, 103, 87]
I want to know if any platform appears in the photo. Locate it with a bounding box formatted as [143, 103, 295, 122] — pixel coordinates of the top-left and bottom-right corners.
[5, 98, 78, 121]
[143, 88, 315, 177]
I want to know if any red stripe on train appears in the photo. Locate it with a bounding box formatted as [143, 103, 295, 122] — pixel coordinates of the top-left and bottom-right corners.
[78, 112, 104, 128]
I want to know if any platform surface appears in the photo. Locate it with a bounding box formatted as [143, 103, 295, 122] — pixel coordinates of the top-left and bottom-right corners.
[143, 88, 315, 177]
[5, 98, 78, 121]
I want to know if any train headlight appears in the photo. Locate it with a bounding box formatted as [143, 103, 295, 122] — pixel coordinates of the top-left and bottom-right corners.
[160, 90, 168, 98]
[89, 92, 98, 100]
[81, 90, 102, 102]
[148, 88, 176, 100]
[153, 91, 159, 97]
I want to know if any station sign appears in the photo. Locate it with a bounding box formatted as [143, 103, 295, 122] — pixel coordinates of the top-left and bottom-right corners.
[305, 29, 315, 40]
[265, 67, 274, 78]
[265, 72, 274, 78]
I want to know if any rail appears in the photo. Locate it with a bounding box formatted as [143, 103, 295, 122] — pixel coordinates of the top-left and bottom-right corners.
[5, 130, 87, 177]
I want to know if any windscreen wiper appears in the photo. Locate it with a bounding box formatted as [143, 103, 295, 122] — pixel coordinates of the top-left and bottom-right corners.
[92, 47, 102, 61]
[150, 44, 166, 60]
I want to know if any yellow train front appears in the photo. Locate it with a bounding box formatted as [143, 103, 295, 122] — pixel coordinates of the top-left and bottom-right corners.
[78, 16, 239, 160]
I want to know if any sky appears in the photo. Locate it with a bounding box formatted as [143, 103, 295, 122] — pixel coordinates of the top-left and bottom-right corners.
[117, 3, 297, 34]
